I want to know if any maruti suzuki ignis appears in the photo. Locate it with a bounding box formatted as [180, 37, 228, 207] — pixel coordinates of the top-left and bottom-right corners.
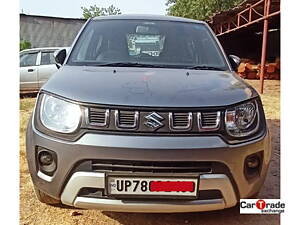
[26, 14, 271, 212]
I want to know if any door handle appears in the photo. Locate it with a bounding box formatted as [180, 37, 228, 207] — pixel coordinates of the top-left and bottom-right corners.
[28, 69, 35, 72]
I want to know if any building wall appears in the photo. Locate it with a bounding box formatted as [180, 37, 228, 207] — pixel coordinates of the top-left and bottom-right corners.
[20, 14, 87, 48]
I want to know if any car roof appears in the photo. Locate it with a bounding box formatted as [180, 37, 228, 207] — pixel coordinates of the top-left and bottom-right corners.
[20, 47, 69, 53]
[93, 14, 206, 25]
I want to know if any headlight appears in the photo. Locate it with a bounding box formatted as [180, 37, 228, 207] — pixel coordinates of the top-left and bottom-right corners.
[40, 94, 81, 133]
[225, 100, 259, 137]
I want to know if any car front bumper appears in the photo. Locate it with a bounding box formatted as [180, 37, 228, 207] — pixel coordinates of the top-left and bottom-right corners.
[26, 118, 271, 213]
[61, 172, 236, 212]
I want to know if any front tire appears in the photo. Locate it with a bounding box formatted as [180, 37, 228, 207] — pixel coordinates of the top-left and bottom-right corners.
[33, 186, 60, 205]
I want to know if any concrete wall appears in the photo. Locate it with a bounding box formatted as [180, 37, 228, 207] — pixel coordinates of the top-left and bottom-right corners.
[20, 14, 87, 48]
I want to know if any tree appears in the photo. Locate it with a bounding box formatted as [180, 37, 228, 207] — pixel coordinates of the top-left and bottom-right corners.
[81, 4, 121, 19]
[20, 40, 31, 51]
[166, 0, 243, 21]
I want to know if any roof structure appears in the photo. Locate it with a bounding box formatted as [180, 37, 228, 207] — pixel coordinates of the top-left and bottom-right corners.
[209, 0, 280, 36]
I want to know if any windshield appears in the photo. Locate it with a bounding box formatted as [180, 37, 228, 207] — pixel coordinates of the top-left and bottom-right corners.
[67, 19, 229, 70]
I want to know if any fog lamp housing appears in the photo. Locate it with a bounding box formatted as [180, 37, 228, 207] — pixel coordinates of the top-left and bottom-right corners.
[37, 148, 57, 176]
[38, 151, 53, 166]
[246, 155, 260, 169]
[244, 152, 263, 180]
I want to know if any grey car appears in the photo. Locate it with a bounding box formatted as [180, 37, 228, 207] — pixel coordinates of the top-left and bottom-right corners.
[26, 15, 271, 213]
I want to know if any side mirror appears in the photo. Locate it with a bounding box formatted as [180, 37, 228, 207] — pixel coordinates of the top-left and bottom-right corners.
[228, 55, 241, 72]
[54, 49, 67, 69]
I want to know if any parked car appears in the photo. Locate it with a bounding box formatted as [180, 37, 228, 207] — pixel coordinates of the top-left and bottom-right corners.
[20, 47, 68, 93]
[26, 15, 271, 213]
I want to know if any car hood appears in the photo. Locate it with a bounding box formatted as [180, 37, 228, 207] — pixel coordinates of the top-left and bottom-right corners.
[42, 66, 258, 107]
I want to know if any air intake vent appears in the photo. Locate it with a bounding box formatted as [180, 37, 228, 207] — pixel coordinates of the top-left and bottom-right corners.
[198, 111, 220, 131]
[115, 110, 139, 129]
[91, 160, 212, 174]
[169, 112, 192, 131]
[88, 108, 109, 127]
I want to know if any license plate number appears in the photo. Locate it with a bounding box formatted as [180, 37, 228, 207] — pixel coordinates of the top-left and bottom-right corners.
[107, 176, 199, 198]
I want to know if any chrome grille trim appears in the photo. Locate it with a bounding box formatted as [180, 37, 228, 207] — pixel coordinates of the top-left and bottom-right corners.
[169, 112, 193, 131]
[86, 107, 221, 133]
[115, 110, 139, 130]
[86, 108, 110, 127]
[198, 111, 221, 131]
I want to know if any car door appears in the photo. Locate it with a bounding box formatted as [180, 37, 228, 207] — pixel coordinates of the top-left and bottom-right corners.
[37, 50, 58, 88]
[20, 51, 39, 92]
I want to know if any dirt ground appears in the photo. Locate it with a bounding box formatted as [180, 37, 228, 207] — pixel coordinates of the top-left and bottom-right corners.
[19, 80, 280, 225]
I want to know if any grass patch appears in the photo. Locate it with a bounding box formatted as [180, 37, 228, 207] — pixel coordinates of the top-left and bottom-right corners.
[20, 98, 36, 170]
[20, 98, 36, 135]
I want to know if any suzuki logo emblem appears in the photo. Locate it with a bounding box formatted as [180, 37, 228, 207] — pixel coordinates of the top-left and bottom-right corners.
[144, 112, 164, 130]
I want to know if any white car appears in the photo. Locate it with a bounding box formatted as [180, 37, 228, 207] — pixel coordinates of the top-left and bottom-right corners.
[20, 47, 68, 93]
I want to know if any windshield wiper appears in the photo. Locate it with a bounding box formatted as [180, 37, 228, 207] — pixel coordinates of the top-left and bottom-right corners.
[92, 62, 167, 68]
[186, 65, 226, 71]
[88, 62, 226, 71]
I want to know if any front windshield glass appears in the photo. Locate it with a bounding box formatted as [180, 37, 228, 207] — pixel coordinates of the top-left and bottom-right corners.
[67, 19, 229, 70]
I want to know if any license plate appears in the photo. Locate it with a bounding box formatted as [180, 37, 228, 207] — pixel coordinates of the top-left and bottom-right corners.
[106, 175, 199, 198]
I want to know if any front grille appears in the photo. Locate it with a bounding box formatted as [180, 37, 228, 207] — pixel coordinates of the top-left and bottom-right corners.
[91, 160, 212, 174]
[88, 108, 109, 127]
[118, 111, 136, 125]
[173, 113, 190, 127]
[115, 110, 139, 129]
[169, 112, 192, 131]
[85, 106, 221, 133]
[198, 112, 220, 131]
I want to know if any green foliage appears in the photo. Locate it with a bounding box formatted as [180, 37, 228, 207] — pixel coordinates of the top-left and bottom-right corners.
[81, 4, 121, 19]
[20, 40, 31, 51]
[166, 0, 243, 21]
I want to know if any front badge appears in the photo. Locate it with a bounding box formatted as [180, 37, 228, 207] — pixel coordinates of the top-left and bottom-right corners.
[144, 112, 164, 131]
